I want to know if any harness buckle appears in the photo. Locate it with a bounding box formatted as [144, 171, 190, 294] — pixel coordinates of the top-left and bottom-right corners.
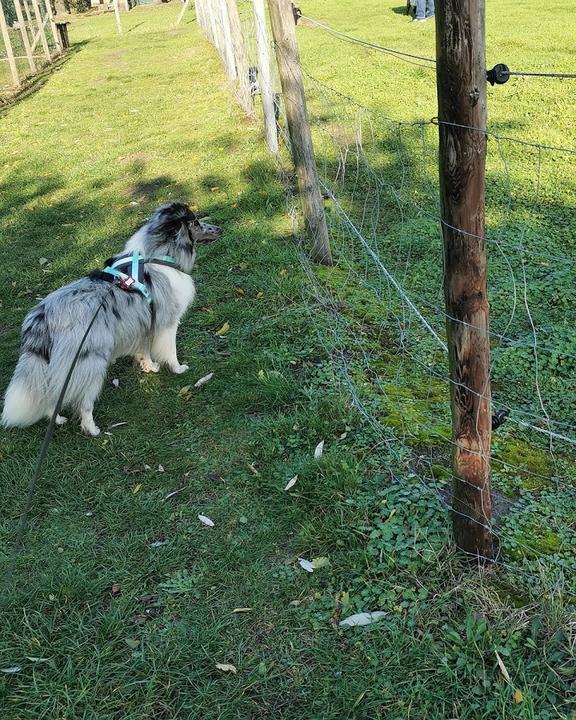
[120, 276, 136, 290]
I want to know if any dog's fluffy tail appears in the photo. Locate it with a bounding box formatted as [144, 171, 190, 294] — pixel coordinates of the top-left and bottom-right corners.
[2, 353, 49, 428]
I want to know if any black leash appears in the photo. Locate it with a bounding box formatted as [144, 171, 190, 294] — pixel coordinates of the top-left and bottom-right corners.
[0, 292, 110, 608]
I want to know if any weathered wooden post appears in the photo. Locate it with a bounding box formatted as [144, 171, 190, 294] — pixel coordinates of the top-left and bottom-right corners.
[175, 0, 190, 28]
[267, 0, 332, 265]
[0, 0, 20, 86]
[435, 0, 493, 558]
[43, 0, 63, 53]
[29, 0, 51, 61]
[113, 0, 122, 34]
[216, 0, 236, 82]
[226, 0, 252, 114]
[12, 0, 36, 72]
[252, 0, 278, 153]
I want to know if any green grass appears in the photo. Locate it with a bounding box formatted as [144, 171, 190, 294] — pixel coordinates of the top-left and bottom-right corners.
[0, 3, 575, 719]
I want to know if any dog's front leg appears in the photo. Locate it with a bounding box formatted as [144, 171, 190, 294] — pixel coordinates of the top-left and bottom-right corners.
[151, 324, 188, 374]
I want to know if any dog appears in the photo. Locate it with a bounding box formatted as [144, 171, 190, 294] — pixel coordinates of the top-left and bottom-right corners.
[406, 0, 416, 16]
[1, 202, 222, 437]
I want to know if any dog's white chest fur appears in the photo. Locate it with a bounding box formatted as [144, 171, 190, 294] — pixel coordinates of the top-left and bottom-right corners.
[156, 264, 196, 315]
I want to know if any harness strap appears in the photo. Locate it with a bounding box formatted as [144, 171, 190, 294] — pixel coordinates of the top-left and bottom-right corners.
[101, 252, 183, 304]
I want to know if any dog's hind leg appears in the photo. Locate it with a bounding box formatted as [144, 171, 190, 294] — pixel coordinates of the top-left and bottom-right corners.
[151, 324, 188, 374]
[134, 350, 160, 374]
[66, 353, 110, 437]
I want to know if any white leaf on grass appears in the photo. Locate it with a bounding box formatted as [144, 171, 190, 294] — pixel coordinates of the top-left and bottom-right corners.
[298, 558, 314, 573]
[112, 378, 120, 388]
[39, 257, 49, 266]
[157, 465, 165, 473]
[108, 422, 128, 429]
[284, 475, 298, 491]
[495, 650, 511, 683]
[164, 488, 185, 501]
[25, 657, 50, 663]
[149, 540, 167, 548]
[215, 663, 237, 674]
[1, 666, 21, 673]
[198, 514, 215, 527]
[194, 372, 214, 388]
[232, 607, 253, 613]
[339, 612, 387, 628]
[144, 464, 152, 471]
[314, 440, 325, 459]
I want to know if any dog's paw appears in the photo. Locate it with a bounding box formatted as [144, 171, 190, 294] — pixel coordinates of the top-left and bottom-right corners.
[81, 423, 101, 437]
[139, 359, 160, 373]
[170, 363, 189, 375]
[55, 414, 68, 426]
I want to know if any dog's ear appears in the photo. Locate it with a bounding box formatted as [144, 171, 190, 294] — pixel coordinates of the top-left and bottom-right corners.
[149, 202, 198, 237]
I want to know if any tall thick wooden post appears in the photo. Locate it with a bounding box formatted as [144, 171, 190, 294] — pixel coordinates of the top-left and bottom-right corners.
[267, 0, 332, 265]
[436, 0, 493, 558]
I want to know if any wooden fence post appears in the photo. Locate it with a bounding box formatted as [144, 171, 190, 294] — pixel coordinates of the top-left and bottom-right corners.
[0, 0, 20, 86]
[43, 0, 62, 53]
[267, 0, 332, 264]
[215, 0, 236, 82]
[226, 0, 252, 114]
[12, 0, 36, 72]
[113, 0, 122, 34]
[436, 0, 493, 559]
[175, 0, 190, 28]
[252, 0, 278, 153]
[30, 0, 51, 61]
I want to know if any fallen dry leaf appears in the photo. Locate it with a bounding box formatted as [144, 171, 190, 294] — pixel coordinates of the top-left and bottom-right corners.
[124, 638, 140, 650]
[495, 650, 511, 683]
[164, 488, 185, 501]
[298, 558, 314, 573]
[111, 583, 122, 597]
[112, 378, 120, 388]
[232, 607, 253, 613]
[132, 484, 142, 494]
[198, 514, 215, 527]
[214, 321, 230, 337]
[178, 385, 192, 399]
[1, 666, 22, 674]
[194, 372, 214, 388]
[284, 475, 298, 491]
[314, 440, 325, 459]
[235, 287, 245, 297]
[247, 463, 259, 476]
[339, 611, 386, 628]
[513, 689, 524, 704]
[157, 465, 165, 473]
[215, 663, 237, 674]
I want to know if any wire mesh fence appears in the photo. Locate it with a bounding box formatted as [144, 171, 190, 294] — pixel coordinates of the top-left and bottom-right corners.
[197, 0, 576, 596]
[0, 0, 61, 99]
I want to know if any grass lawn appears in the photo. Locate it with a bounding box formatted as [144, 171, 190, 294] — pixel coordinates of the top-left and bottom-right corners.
[0, 2, 574, 719]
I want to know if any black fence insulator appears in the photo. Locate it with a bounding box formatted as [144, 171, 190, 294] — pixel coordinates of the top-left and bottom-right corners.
[487, 64, 510, 86]
[292, 3, 302, 24]
[491, 408, 510, 431]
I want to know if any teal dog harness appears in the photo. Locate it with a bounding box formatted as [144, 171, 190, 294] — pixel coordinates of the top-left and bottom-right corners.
[102, 252, 182, 304]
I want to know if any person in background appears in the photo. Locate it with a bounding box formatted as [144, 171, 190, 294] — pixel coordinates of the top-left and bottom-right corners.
[414, 0, 434, 22]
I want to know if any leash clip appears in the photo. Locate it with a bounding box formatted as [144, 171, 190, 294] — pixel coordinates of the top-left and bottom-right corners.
[120, 276, 136, 290]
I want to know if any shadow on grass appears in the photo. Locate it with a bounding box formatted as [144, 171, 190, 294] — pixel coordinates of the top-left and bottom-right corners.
[0, 41, 90, 114]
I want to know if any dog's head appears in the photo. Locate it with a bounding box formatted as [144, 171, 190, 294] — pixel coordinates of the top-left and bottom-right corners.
[143, 202, 222, 271]
[149, 202, 223, 246]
